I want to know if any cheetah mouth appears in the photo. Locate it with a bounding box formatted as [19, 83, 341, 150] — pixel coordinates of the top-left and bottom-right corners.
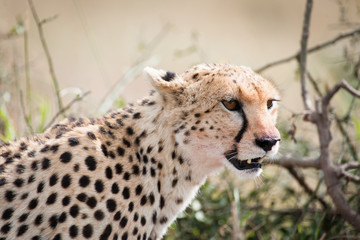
[228, 157, 263, 170]
[225, 152, 264, 171]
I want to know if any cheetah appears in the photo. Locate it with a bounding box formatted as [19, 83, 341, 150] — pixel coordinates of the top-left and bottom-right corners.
[0, 63, 280, 240]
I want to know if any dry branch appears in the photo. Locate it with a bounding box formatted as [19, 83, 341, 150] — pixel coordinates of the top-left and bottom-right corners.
[27, 0, 64, 115]
[256, 26, 360, 73]
[286, 166, 328, 209]
[44, 91, 90, 130]
[261, 0, 360, 231]
[299, 0, 313, 111]
[323, 79, 360, 105]
[264, 156, 320, 169]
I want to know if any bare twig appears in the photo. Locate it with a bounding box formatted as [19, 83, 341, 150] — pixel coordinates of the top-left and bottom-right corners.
[286, 166, 328, 209]
[307, 71, 323, 97]
[264, 156, 320, 169]
[226, 187, 244, 240]
[27, 0, 64, 116]
[73, 0, 109, 86]
[341, 162, 360, 171]
[340, 171, 360, 183]
[323, 79, 360, 105]
[299, 0, 313, 111]
[13, 61, 33, 134]
[317, 80, 360, 231]
[24, 10, 31, 105]
[256, 26, 360, 73]
[337, 162, 360, 183]
[44, 91, 90, 130]
[335, 117, 358, 161]
[98, 25, 169, 114]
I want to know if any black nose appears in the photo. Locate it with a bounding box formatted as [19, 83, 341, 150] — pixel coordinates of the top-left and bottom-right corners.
[255, 137, 280, 152]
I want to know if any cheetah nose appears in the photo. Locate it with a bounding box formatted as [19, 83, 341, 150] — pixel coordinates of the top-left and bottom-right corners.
[255, 137, 280, 152]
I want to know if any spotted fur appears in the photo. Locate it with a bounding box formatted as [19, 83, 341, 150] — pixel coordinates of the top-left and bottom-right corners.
[0, 63, 280, 240]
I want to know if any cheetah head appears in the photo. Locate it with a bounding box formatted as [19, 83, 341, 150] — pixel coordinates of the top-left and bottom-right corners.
[145, 64, 280, 179]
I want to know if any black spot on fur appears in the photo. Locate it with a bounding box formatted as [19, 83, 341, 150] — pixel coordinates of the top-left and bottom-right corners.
[82, 224, 93, 238]
[94, 210, 105, 221]
[152, 211, 157, 224]
[60, 152, 72, 163]
[160, 196, 165, 209]
[1, 222, 11, 234]
[49, 174, 58, 186]
[172, 178, 178, 187]
[122, 187, 130, 199]
[37, 182, 44, 193]
[2, 208, 14, 220]
[68, 137, 79, 146]
[49, 215, 58, 228]
[79, 175, 90, 187]
[34, 214, 43, 226]
[42, 158, 51, 169]
[69, 225, 78, 238]
[61, 174, 71, 188]
[101, 144, 108, 157]
[123, 138, 131, 148]
[133, 112, 141, 119]
[13, 178, 24, 187]
[126, 127, 134, 135]
[159, 216, 168, 224]
[115, 164, 123, 175]
[111, 183, 120, 194]
[69, 205, 79, 218]
[28, 198, 38, 210]
[77, 193, 87, 202]
[135, 184, 143, 195]
[94, 180, 104, 193]
[140, 195, 147, 206]
[62, 196, 71, 206]
[120, 216, 128, 228]
[161, 71, 176, 82]
[17, 224, 28, 236]
[105, 167, 113, 179]
[85, 156, 97, 171]
[117, 147, 125, 156]
[87, 132, 96, 140]
[100, 224, 112, 240]
[46, 193, 57, 205]
[86, 197, 97, 208]
[59, 212, 67, 223]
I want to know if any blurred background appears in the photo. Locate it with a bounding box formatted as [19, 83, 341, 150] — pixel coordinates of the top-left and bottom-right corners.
[1, 0, 360, 239]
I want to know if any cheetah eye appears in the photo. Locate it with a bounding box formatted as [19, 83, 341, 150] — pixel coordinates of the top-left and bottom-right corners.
[222, 99, 240, 111]
[267, 99, 279, 110]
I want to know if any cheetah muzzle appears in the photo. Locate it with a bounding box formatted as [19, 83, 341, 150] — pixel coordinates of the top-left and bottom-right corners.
[0, 63, 280, 240]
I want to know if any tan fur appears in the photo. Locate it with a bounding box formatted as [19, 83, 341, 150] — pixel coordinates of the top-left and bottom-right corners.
[0, 63, 280, 240]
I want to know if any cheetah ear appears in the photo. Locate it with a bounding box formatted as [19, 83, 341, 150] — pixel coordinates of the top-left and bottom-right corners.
[144, 67, 186, 94]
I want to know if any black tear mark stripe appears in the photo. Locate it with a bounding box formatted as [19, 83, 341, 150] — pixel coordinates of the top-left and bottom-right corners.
[234, 107, 248, 143]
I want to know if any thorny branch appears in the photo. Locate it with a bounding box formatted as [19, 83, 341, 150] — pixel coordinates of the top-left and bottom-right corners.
[27, 0, 64, 116]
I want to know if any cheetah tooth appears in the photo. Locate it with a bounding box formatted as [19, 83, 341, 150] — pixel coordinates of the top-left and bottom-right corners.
[247, 159, 251, 164]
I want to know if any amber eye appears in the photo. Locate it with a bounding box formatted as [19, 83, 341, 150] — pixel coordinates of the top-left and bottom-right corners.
[222, 100, 240, 111]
